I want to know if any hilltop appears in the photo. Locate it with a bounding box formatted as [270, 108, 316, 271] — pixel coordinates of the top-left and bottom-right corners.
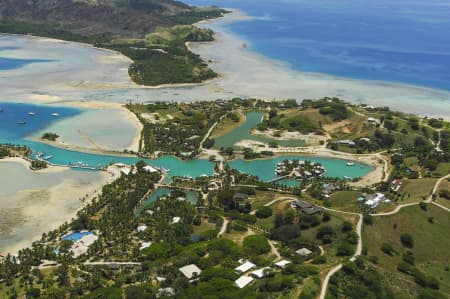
[0, 0, 224, 38]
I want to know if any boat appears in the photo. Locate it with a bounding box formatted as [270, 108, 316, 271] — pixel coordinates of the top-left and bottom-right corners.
[17, 121, 26, 125]
[42, 155, 53, 160]
[346, 161, 355, 166]
[51, 113, 59, 116]
[28, 112, 36, 116]
[344, 176, 352, 180]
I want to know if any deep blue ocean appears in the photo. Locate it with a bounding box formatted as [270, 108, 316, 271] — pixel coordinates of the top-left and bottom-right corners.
[0, 103, 81, 142]
[0, 56, 53, 70]
[186, 0, 450, 91]
[0, 46, 53, 69]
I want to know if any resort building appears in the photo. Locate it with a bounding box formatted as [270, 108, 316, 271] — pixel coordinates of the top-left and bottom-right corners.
[296, 248, 313, 257]
[251, 267, 271, 279]
[143, 165, 159, 173]
[391, 179, 402, 192]
[338, 140, 356, 147]
[69, 234, 98, 258]
[139, 242, 152, 251]
[137, 225, 148, 232]
[235, 261, 256, 273]
[120, 167, 131, 176]
[291, 200, 324, 215]
[171, 217, 181, 224]
[156, 287, 175, 298]
[274, 260, 291, 269]
[361, 193, 387, 209]
[367, 117, 378, 124]
[322, 183, 340, 197]
[179, 264, 202, 280]
[235, 276, 254, 288]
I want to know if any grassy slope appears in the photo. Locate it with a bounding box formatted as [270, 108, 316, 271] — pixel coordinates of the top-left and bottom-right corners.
[362, 204, 450, 297]
[397, 178, 438, 203]
[436, 179, 450, 209]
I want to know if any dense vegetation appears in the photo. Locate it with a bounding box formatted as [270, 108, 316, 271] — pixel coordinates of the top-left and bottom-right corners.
[124, 26, 217, 85]
[127, 101, 235, 156]
[0, 1, 226, 86]
[41, 132, 59, 141]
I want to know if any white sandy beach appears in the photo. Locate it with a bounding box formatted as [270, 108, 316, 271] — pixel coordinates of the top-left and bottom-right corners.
[0, 159, 118, 255]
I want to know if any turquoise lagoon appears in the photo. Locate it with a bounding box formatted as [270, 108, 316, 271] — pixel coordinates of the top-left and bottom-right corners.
[229, 156, 371, 182]
[0, 103, 371, 183]
[136, 187, 199, 215]
[214, 111, 305, 149]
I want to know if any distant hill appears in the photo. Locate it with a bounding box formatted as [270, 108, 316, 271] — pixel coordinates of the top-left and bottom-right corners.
[0, 0, 223, 38]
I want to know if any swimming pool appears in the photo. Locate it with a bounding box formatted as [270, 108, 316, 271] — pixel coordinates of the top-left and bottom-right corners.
[61, 231, 93, 242]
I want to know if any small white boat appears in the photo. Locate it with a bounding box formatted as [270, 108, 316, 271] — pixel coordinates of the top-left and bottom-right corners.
[51, 113, 59, 117]
[42, 155, 53, 160]
[28, 112, 36, 116]
[344, 176, 352, 180]
[17, 121, 26, 125]
[346, 161, 355, 166]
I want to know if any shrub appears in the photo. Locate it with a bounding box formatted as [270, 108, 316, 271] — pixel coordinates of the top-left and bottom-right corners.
[341, 221, 353, 232]
[238, 214, 257, 224]
[255, 206, 273, 219]
[402, 251, 415, 265]
[243, 235, 270, 255]
[400, 233, 414, 248]
[312, 255, 327, 264]
[419, 202, 428, 211]
[316, 226, 335, 243]
[381, 243, 395, 256]
[336, 242, 354, 256]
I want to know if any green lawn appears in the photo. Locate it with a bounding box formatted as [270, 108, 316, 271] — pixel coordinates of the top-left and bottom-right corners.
[433, 162, 450, 177]
[435, 179, 450, 209]
[329, 191, 362, 212]
[362, 204, 450, 298]
[397, 178, 437, 203]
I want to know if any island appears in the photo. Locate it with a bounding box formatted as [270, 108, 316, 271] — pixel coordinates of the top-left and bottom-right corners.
[0, 0, 227, 86]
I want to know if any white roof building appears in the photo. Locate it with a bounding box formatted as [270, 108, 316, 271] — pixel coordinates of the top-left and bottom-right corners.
[364, 193, 386, 209]
[143, 165, 158, 173]
[120, 167, 131, 176]
[251, 267, 271, 279]
[70, 234, 98, 258]
[179, 264, 202, 280]
[235, 276, 254, 288]
[156, 287, 175, 298]
[171, 217, 181, 224]
[274, 260, 291, 269]
[235, 261, 256, 273]
[137, 225, 148, 232]
[296, 248, 313, 256]
[139, 242, 152, 251]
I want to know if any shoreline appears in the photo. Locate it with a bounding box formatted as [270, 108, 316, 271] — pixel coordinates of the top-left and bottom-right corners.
[1, 12, 450, 120]
[0, 160, 119, 255]
[228, 141, 385, 187]
[0, 156, 68, 173]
